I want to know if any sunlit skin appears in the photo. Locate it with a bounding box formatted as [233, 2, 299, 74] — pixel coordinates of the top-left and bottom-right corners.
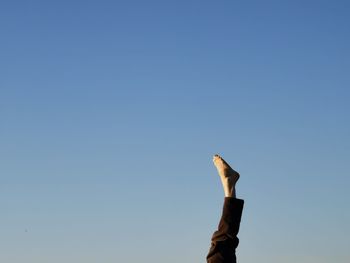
[213, 154, 240, 197]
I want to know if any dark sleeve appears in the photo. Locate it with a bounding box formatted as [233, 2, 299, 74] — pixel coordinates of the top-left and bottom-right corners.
[206, 198, 244, 263]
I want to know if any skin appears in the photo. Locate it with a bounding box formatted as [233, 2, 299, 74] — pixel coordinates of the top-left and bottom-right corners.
[213, 154, 240, 198]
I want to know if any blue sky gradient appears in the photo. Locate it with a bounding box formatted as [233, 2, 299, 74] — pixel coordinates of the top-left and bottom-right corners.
[1, 1, 350, 262]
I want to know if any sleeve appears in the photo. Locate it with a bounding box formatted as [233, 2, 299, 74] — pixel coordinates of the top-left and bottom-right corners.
[206, 198, 244, 263]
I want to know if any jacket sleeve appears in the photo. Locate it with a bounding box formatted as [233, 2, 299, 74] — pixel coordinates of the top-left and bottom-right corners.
[206, 198, 244, 263]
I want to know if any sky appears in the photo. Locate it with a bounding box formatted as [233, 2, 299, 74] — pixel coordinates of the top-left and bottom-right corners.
[1, 0, 350, 262]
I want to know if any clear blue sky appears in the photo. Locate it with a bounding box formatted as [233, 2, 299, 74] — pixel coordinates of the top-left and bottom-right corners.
[1, 0, 349, 262]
